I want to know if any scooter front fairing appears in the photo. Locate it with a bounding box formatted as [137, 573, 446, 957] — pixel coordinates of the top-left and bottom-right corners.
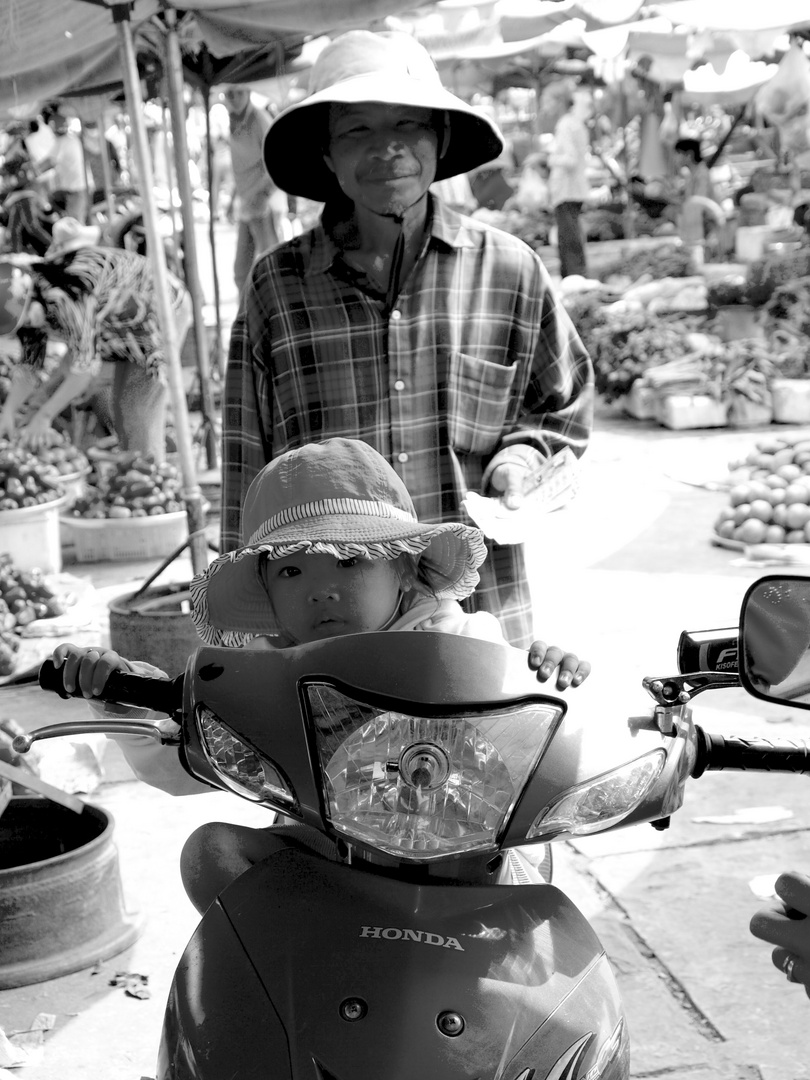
[159, 843, 629, 1080]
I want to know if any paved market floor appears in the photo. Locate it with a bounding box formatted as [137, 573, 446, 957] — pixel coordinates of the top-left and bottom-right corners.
[3, 418, 810, 1078]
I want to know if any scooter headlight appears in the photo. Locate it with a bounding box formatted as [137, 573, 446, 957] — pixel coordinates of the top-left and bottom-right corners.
[527, 749, 666, 839]
[197, 705, 299, 812]
[304, 682, 563, 860]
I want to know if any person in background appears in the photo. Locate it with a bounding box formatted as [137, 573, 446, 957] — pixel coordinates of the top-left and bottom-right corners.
[207, 97, 234, 221]
[0, 133, 56, 257]
[0, 217, 191, 460]
[548, 88, 593, 278]
[220, 85, 289, 294]
[750, 871, 810, 998]
[41, 108, 90, 225]
[82, 120, 122, 206]
[221, 30, 594, 650]
[673, 137, 714, 201]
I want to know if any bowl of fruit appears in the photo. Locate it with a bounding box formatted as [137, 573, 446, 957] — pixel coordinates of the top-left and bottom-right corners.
[0, 441, 68, 574]
[63, 452, 187, 562]
[33, 432, 91, 507]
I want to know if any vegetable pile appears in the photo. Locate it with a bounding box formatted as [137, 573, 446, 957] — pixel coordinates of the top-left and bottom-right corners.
[714, 434, 810, 546]
[597, 243, 696, 288]
[69, 452, 183, 519]
[585, 313, 705, 402]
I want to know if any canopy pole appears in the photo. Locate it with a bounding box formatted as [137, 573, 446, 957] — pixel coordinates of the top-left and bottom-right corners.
[159, 101, 182, 256]
[112, 2, 209, 576]
[203, 86, 224, 375]
[162, 6, 220, 470]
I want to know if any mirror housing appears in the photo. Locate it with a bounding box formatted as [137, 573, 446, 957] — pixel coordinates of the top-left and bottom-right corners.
[739, 574, 810, 709]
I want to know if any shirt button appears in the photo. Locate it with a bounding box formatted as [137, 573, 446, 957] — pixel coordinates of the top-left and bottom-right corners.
[398, 452, 409, 464]
[391, 309, 402, 320]
[394, 380, 405, 391]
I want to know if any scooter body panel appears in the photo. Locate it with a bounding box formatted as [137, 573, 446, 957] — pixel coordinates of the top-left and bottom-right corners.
[157, 900, 291, 1080]
[159, 845, 628, 1079]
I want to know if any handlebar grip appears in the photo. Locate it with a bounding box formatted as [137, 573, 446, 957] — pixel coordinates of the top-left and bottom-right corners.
[693, 727, 810, 777]
[38, 659, 182, 715]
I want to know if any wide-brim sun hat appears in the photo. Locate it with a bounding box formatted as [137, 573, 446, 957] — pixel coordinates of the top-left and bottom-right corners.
[263, 30, 504, 202]
[0, 261, 33, 337]
[190, 438, 487, 646]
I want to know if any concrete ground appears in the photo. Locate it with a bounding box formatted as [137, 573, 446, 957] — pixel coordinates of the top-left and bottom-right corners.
[1, 406, 809, 1078]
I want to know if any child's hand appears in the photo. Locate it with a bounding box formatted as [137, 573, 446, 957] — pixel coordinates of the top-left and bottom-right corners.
[51, 643, 136, 699]
[527, 641, 590, 691]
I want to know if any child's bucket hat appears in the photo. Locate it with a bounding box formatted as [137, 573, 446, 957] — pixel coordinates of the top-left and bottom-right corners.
[190, 438, 487, 645]
[263, 30, 504, 202]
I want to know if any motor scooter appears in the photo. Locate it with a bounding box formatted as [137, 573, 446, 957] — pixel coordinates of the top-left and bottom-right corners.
[15, 573, 810, 1080]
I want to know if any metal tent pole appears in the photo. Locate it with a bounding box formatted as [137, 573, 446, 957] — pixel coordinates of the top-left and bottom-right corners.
[162, 6, 220, 470]
[203, 85, 224, 374]
[112, 1, 209, 576]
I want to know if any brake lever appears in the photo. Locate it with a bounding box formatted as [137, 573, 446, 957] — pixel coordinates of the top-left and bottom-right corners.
[643, 671, 740, 706]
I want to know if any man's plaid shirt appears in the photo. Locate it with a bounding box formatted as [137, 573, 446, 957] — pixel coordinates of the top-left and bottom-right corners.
[221, 196, 593, 647]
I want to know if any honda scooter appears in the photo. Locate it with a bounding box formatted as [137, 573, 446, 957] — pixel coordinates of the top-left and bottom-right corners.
[15, 573, 810, 1080]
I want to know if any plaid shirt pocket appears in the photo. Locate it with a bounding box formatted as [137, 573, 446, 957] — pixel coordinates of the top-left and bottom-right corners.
[447, 351, 518, 455]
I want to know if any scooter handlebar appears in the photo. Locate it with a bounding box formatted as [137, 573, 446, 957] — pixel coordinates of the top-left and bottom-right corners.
[38, 658, 183, 715]
[693, 727, 810, 777]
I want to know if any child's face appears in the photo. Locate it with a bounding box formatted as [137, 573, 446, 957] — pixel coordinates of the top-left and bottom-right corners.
[260, 552, 403, 645]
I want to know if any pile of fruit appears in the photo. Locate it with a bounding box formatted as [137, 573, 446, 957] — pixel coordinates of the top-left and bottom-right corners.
[33, 430, 89, 478]
[0, 441, 67, 510]
[68, 452, 183, 519]
[713, 434, 810, 546]
[0, 555, 67, 676]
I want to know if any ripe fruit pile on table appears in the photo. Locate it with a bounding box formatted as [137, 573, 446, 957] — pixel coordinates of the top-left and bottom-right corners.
[0, 441, 70, 510]
[34, 431, 90, 478]
[0, 555, 66, 676]
[68, 452, 183, 519]
[714, 434, 810, 546]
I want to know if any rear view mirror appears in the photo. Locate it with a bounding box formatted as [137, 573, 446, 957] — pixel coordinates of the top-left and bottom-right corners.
[739, 575, 810, 707]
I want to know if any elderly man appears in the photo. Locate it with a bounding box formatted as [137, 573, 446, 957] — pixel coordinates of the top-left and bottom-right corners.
[220, 30, 593, 648]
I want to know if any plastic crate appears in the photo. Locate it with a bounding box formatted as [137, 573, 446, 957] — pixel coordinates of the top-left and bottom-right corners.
[61, 511, 188, 563]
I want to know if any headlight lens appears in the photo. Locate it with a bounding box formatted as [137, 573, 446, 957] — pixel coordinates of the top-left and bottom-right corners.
[305, 683, 563, 860]
[197, 705, 298, 812]
[527, 749, 666, 838]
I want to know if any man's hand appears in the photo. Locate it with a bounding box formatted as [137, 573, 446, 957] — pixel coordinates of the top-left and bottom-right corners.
[488, 461, 531, 510]
[750, 870, 810, 998]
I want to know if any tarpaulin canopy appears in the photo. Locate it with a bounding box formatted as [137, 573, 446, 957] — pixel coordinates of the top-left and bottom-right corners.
[0, 0, 430, 119]
[681, 50, 779, 106]
[649, 0, 810, 34]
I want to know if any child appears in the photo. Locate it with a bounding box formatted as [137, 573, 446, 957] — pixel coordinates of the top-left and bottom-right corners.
[52, 439, 590, 910]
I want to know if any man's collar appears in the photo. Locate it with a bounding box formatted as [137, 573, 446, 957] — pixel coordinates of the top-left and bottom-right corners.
[429, 195, 477, 251]
[307, 194, 475, 278]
